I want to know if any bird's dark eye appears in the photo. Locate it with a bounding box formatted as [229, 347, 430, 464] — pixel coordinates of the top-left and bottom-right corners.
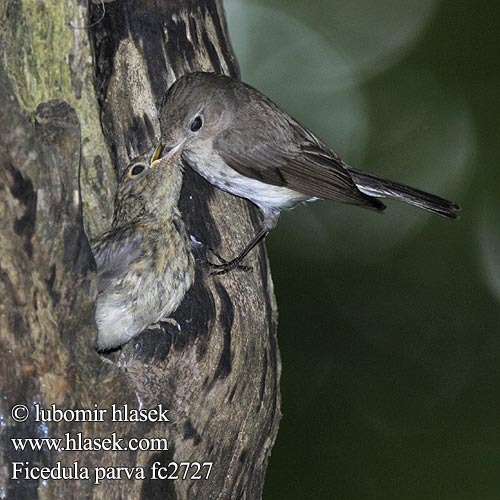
[130, 164, 145, 176]
[190, 116, 203, 132]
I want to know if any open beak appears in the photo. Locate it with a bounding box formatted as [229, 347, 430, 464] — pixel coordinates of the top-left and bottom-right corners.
[150, 137, 188, 168]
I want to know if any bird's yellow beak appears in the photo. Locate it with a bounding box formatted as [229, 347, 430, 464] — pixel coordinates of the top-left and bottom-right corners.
[150, 138, 188, 169]
[150, 143, 163, 166]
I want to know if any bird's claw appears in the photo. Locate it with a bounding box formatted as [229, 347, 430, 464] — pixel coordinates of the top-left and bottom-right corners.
[205, 248, 252, 275]
[159, 317, 181, 332]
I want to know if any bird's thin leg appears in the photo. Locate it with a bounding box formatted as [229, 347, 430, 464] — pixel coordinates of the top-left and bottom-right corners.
[208, 227, 270, 275]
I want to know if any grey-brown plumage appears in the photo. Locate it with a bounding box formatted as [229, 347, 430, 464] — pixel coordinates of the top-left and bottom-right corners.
[159, 72, 460, 271]
[91, 146, 194, 350]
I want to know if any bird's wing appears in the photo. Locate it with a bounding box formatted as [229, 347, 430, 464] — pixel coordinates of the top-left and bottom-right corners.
[91, 226, 144, 293]
[214, 104, 384, 211]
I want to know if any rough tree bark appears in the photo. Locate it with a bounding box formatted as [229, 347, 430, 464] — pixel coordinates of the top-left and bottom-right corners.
[0, 1, 281, 499]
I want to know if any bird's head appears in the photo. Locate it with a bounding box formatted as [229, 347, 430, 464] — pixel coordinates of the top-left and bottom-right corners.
[112, 143, 184, 227]
[158, 72, 236, 161]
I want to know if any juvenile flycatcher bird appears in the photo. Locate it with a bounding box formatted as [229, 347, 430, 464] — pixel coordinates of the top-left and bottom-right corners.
[91, 144, 194, 350]
[158, 72, 460, 273]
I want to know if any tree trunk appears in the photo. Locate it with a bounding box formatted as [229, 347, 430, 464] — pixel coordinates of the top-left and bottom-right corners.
[0, 1, 281, 499]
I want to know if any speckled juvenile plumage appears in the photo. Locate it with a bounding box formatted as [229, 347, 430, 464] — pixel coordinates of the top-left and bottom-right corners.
[91, 149, 194, 350]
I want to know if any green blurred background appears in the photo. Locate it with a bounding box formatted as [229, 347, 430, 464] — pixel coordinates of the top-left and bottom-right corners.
[225, 0, 500, 498]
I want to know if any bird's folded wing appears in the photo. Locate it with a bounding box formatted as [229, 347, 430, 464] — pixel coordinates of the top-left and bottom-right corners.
[215, 119, 384, 211]
[91, 226, 144, 293]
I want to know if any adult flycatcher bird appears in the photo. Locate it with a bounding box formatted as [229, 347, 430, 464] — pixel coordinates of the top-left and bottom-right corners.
[158, 72, 459, 273]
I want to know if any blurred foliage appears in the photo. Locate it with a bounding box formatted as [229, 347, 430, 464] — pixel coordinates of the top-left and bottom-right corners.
[225, 0, 500, 498]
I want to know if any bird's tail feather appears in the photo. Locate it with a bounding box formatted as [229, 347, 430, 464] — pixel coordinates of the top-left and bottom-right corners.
[347, 167, 460, 220]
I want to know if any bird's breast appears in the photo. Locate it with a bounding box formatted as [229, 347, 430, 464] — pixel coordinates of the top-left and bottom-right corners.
[183, 150, 307, 212]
